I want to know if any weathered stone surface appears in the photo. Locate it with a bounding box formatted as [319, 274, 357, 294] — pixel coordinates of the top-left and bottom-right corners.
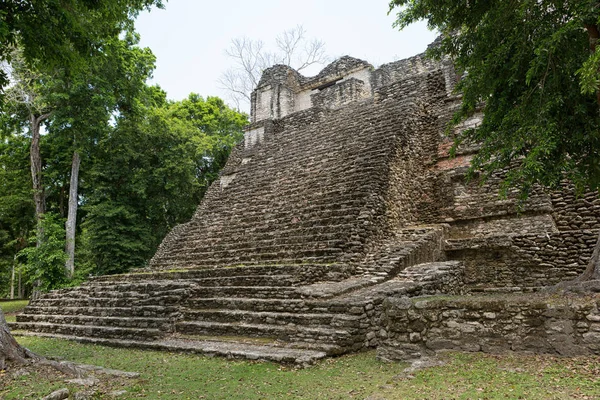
[378, 293, 600, 361]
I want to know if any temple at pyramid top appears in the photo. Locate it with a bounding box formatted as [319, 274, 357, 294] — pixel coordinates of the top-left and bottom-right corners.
[250, 55, 456, 123]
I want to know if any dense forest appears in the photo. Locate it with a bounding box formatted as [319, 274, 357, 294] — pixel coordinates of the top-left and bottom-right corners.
[0, 19, 247, 298]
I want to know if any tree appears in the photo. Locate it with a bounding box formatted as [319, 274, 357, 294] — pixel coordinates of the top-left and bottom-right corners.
[3, 49, 57, 228]
[18, 213, 68, 292]
[0, 133, 35, 298]
[3, 30, 159, 279]
[219, 25, 329, 109]
[0, 309, 31, 370]
[0, 0, 163, 371]
[82, 92, 247, 275]
[390, 0, 600, 287]
[53, 31, 157, 277]
[0, 0, 163, 97]
[167, 94, 247, 189]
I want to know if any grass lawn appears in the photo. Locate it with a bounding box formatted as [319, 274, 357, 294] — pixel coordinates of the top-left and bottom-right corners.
[2, 336, 598, 399]
[0, 299, 28, 322]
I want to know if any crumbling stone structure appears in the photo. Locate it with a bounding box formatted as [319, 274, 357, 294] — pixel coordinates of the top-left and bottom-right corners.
[13, 49, 600, 363]
[378, 294, 600, 360]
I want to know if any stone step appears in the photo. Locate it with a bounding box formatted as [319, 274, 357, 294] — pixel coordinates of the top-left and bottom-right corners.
[83, 275, 298, 290]
[181, 309, 362, 329]
[153, 255, 344, 270]
[227, 147, 383, 172]
[203, 164, 384, 200]
[50, 281, 192, 294]
[181, 216, 355, 235]
[223, 205, 360, 222]
[169, 334, 345, 356]
[39, 289, 151, 301]
[213, 214, 359, 232]
[190, 286, 302, 299]
[180, 219, 358, 240]
[16, 314, 171, 330]
[187, 297, 315, 313]
[10, 332, 330, 364]
[167, 256, 343, 270]
[20, 305, 178, 318]
[11, 321, 164, 341]
[192, 206, 362, 229]
[175, 320, 354, 347]
[31, 294, 185, 308]
[163, 248, 344, 266]
[38, 286, 190, 301]
[190, 274, 299, 287]
[168, 237, 348, 256]
[174, 221, 357, 246]
[163, 241, 347, 260]
[197, 186, 369, 212]
[93, 263, 353, 283]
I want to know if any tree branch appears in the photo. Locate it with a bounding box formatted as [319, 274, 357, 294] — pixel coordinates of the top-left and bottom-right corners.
[220, 25, 329, 111]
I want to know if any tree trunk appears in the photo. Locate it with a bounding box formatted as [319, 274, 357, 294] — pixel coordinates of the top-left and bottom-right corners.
[0, 310, 87, 377]
[65, 151, 81, 277]
[0, 309, 31, 370]
[30, 113, 50, 299]
[30, 114, 49, 226]
[582, 21, 600, 282]
[10, 257, 15, 300]
[551, 229, 600, 293]
[576, 229, 600, 281]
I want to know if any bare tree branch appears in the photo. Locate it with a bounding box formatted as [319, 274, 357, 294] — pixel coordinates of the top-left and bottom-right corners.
[3, 48, 55, 117]
[297, 38, 328, 72]
[219, 25, 330, 111]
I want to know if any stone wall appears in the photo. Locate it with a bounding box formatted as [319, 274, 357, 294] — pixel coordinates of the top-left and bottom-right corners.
[431, 144, 600, 289]
[378, 294, 600, 361]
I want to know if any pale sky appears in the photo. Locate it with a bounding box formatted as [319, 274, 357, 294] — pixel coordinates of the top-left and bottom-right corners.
[135, 0, 436, 109]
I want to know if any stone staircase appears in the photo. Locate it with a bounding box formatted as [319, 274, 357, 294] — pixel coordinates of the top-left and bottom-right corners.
[358, 226, 447, 277]
[13, 226, 462, 364]
[14, 280, 191, 341]
[149, 89, 416, 270]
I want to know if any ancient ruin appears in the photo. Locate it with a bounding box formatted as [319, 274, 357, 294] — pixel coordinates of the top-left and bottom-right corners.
[12, 49, 600, 363]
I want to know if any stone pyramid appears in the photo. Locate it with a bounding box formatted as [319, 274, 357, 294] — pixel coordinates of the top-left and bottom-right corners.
[13, 51, 599, 363]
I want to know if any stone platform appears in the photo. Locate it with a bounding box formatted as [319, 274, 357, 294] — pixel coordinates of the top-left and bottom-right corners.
[13, 256, 464, 363]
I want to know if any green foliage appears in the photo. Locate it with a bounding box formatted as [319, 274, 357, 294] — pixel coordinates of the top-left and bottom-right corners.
[81, 92, 247, 275]
[42, 32, 157, 217]
[81, 203, 152, 275]
[0, 8, 248, 288]
[0, 133, 34, 296]
[0, 0, 163, 96]
[166, 94, 247, 191]
[17, 213, 67, 291]
[0, 300, 28, 314]
[391, 0, 600, 195]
